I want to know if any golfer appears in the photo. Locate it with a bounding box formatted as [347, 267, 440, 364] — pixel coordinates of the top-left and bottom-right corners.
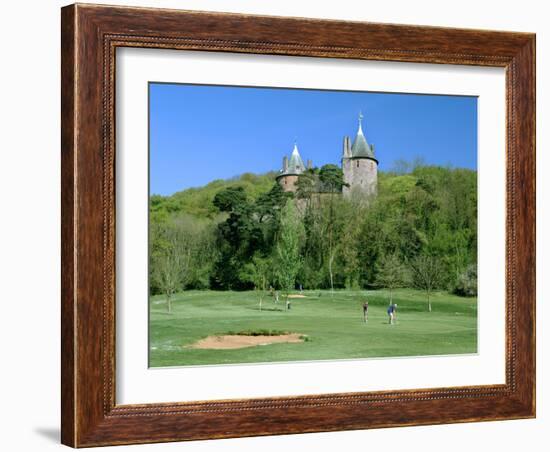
[362, 301, 369, 323]
[387, 303, 397, 325]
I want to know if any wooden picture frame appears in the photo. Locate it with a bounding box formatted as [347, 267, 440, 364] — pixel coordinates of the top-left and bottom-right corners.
[61, 3, 536, 447]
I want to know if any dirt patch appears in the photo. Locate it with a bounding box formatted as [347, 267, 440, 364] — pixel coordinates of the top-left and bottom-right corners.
[187, 333, 305, 350]
[287, 294, 307, 298]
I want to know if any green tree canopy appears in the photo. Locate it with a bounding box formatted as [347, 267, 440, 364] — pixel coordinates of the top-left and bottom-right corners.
[212, 186, 248, 212]
[149, 164, 477, 295]
[319, 164, 347, 193]
[275, 199, 305, 299]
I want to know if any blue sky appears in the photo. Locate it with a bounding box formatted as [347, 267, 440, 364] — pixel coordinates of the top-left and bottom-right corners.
[149, 83, 477, 196]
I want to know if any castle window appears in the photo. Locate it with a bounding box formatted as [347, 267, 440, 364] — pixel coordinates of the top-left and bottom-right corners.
[356, 161, 359, 168]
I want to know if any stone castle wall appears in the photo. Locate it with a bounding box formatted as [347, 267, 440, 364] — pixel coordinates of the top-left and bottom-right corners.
[342, 158, 377, 198]
[278, 174, 300, 192]
[342, 158, 353, 196]
[279, 158, 377, 197]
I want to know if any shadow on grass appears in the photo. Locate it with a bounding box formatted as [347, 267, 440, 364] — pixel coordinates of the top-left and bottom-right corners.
[245, 307, 285, 312]
[152, 310, 176, 316]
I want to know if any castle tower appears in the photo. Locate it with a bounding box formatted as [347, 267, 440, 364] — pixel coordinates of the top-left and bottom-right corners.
[342, 135, 353, 194]
[342, 112, 378, 198]
[276, 142, 307, 192]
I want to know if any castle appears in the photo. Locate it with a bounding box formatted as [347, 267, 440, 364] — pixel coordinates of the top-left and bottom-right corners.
[276, 113, 378, 198]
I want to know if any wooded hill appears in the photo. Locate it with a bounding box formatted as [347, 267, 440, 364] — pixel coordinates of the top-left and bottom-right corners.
[149, 165, 477, 300]
[150, 171, 279, 221]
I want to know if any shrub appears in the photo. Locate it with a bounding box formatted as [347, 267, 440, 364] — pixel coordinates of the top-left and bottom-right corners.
[453, 264, 477, 297]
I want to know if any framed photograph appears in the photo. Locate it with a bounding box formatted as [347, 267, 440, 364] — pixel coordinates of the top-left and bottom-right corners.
[61, 3, 535, 447]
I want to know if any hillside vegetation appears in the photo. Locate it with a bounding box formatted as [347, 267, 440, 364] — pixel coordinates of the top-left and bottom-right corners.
[149, 165, 477, 301]
[151, 171, 279, 221]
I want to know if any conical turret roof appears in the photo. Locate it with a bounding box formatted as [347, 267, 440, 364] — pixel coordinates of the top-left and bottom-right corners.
[351, 112, 376, 160]
[286, 143, 306, 174]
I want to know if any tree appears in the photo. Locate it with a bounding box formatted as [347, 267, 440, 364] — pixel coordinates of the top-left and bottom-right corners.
[275, 199, 304, 308]
[255, 183, 290, 222]
[453, 264, 477, 297]
[319, 164, 347, 193]
[153, 249, 181, 314]
[211, 186, 260, 289]
[149, 164, 478, 294]
[319, 164, 348, 295]
[409, 254, 444, 312]
[255, 183, 291, 249]
[375, 253, 408, 305]
[150, 219, 193, 313]
[240, 254, 272, 310]
[295, 168, 318, 202]
[212, 186, 247, 212]
[301, 203, 325, 289]
[336, 198, 363, 289]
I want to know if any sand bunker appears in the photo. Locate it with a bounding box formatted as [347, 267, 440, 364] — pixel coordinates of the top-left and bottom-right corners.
[287, 294, 307, 298]
[187, 333, 305, 350]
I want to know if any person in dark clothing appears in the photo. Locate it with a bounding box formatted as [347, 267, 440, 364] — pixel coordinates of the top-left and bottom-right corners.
[387, 303, 398, 324]
[387, 303, 395, 324]
[363, 301, 369, 323]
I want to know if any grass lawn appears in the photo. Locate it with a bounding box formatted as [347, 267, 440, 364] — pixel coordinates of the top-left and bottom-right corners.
[149, 289, 477, 367]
